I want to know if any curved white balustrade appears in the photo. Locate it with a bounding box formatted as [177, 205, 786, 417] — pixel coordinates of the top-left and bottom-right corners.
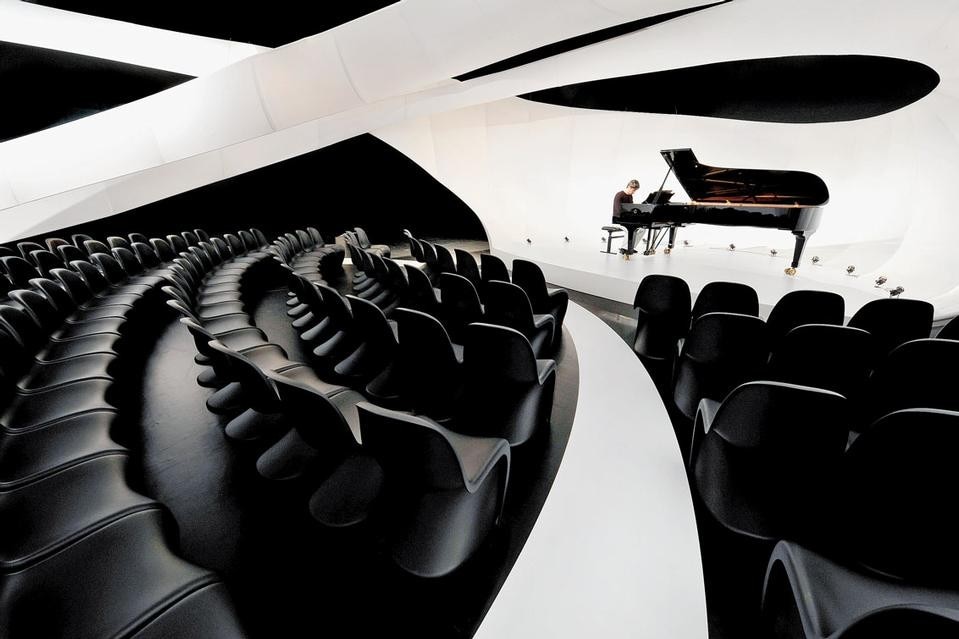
[476, 302, 707, 638]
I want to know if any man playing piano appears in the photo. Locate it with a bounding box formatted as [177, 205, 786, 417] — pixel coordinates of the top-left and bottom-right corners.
[613, 180, 641, 252]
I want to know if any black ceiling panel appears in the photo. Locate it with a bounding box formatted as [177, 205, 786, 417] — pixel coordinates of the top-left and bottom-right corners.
[0, 41, 191, 143]
[520, 55, 940, 123]
[24, 1, 399, 48]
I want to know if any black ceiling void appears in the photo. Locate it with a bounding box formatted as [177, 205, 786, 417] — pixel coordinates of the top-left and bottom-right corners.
[455, 0, 731, 82]
[24, 0, 399, 48]
[0, 41, 191, 143]
[520, 55, 940, 123]
[17, 133, 486, 246]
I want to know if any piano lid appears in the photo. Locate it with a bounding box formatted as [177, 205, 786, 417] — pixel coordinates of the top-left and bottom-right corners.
[660, 148, 829, 206]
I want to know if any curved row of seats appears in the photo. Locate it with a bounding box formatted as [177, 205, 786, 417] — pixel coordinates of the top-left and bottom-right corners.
[339, 226, 390, 258]
[174, 229, 564, 578]
[628, 275, 959, 637]
[0, 230, 251, 638]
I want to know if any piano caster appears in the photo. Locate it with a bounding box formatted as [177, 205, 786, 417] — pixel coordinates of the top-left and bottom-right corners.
[664, 247, 672, 255]
[643, 249, 656, 256]
[784, 267, 797, 276]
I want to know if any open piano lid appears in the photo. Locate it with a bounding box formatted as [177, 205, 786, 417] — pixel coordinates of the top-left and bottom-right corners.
[660, 148, 829, 206]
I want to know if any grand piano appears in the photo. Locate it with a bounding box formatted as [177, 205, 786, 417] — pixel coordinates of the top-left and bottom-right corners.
[613, 148, 828, 275]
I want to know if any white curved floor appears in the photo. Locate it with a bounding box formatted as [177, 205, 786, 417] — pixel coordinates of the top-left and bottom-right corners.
[475, 302, 707, 638]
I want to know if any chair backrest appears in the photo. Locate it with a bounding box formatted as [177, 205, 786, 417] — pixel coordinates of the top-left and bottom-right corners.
[45, 237, 70, 253]
[354, 227, 372, 249]
[463, 322, 539, 385]
[268, 374, 359, 451]
[393, 307, 463, 414]
[315, 284, 354, 328]
[9, 288, 63, 332]
[346, 294, 398, 354]
[30, 277, 78, 318]
[28, 249, 64, 276]
[50, 268, 93, 304]
[848, 298, 934, 357]
[83, 239, 111, 256]
[0, 305, 46, 353]
[57, 244, 86, 265]
[766, 290, 844, 346]
[69, 260, 111, 295]
[864, 338, 959, 425]
[17, 241, 45, 261]
[211, 237, 232, 261]
[480, 253, 510, 286]
[511, 259, 557, 310]
[632, 274, 692, 360]
[843, 408, 959, 586]
[384, 259, 409, 293]
[181, 231, 200, 247]
[434, 244, 456, 274]
[402, 265, 440, 316]
[420, 241, 439, 268]
[71, 233, 94, 248]
[673, 312, 769, 419]
[358, 403, 467, 490]
[131, 242, 161, 269]
[483, 280, 537, 339]
[454, 249, 482, 292]
[89, 253, 129, 285]
[167, 234, 189, 254]
[306, 227, 323, 246]
[193, 229, 210, 243]
[691, 281, 759, 321]
[936, 314, 959, 340]
[0, 256, 42, 288]
[225, 234, 246, 256]
[409, 237, 425, 262]
[106, 236, 130, 250]
[768, 324, 874, 399]
[112, 247, 144, 275]
[239, 230, 258, 252]
[439, 272, 484, 342]
[128, 232, 149, 245]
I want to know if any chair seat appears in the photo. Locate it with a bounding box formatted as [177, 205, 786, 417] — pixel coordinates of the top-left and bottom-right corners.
[194, 303, 245, 320]
[275, 365, 349, 397]
[197, 292, 241, 306]
[0, 509, 217, 639]
[1, 379, 115, 432]
[17, 352, 115, 392]
[0, 411, 123, 490]
[51, 318, 125, 341]
[68, 305, 135, 323]
[37, 333, 122, 362]
[201, 314, 255, 335]
[0, 454, 156, 571]
[214, 327, 268, 352]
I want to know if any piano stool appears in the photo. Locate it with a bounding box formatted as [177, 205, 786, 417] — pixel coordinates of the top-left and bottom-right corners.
[601, 226, 626, 254]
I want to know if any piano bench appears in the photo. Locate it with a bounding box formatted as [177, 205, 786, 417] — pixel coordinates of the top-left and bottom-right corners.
[601, 225, 626, 254]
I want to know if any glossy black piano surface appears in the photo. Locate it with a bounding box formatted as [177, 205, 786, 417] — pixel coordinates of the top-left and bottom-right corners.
[612, 148, 828, 274]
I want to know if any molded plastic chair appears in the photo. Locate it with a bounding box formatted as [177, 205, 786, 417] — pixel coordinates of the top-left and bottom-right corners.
[482, 280, 554, 357]
[479, 253, 509, 292]
[358, 402, 510, 577]
[0, 257, 41, 288]
[402, 264, 441, 317]
[438, 272, 484, 343]
[673, 312, 769, 422]
[848, 297, 934, 359]
[459, 323, 556, 446]
[631, 274, 691, 387]
[511, 259, 568, 349]
[768, 324, 874, 400]
[691, 281, 759, 321]
[392, 307, 464, 419]
[766, 290, 844, 347]
[454, 249, 482, 295]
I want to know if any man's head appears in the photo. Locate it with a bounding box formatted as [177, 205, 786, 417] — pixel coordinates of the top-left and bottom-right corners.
[625, 179, 640, 195]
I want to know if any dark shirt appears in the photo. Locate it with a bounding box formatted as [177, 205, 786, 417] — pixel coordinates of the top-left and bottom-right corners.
[613, 190, 633, 216]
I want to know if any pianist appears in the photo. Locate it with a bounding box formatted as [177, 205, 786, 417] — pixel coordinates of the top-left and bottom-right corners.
[613, 179, 641, 251]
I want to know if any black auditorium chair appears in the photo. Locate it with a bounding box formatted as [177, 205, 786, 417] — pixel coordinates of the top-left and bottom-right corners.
[402, 264, 441, 317]
[83, 239, 112, 256]
[194, 228, 211, 243]
[309, 284, 361, 373]
[860, 338, 959, 428]
[936, 313, 959, 340]
[761, 408, 959, 639]
[482, 280, 554, 358]
[0, 301, 122, 364]
[384, 259, 409, 306]
[454, 248, 482, 296]
[70, 233, 93, 247]
[337, 295, 397, 382]
[28, 249, 64, 277]
[391, 307, 464, 419]
[767, 324, 874, 400]
[765, 290, 844, 347]
[167, 234, 189, 254]
[10, 288, 126, 341]
[106, 236, 129, 249]
[459, 323, 556, 447]
[847, 297, 934, 359]
[673, 312, 768, 423]
[0, 246, 15, 258]
[44, 237, 70, 253]
[691, 281, 759, 322]
[253, 372, 365, 485]
[354, 227, 391, 258]
[438, 272, 484, 344]
[128, 231, 150, 245]
[56, 244, 86, 265]
[420, 241, 440, 276]
[16, 241, 45, 261]
[631, 274, 691, 388]
[358, 402, 510, 577]
[511, 259, 568, 350]
[479, 253, 510, 293]
[1, 256, 41, 289]
[434, 244, 457, 274]
[407, 235, 426, 262]
[689, 381, 848, 543]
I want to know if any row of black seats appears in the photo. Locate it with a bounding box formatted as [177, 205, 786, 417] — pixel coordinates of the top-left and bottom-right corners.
[340, 226, 391, 258]
[176, 230, 558, 578]
[0, 230, 250, 638]
[632, 276, 937, 426]
[633, 276, 959, 636]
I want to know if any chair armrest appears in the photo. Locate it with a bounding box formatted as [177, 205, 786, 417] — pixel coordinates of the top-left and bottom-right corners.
[441, 427, 511, 492]
[689, 398, 722, 467]
[536, 359, 557, 385]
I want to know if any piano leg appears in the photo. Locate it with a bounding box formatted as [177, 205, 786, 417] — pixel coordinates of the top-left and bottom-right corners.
[787, 232, 808, 275]
[665, 227, 678, 254]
